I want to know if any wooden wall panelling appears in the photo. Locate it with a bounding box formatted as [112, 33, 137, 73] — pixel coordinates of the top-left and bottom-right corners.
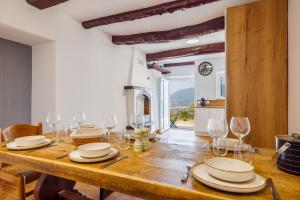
[226, 0, 288, 148]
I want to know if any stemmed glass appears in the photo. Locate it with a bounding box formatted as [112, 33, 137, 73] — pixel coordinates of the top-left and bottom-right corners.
[103, 114, 117, 143]
[207, 118, 228, 156]
[46, 112, 61, 142]
[230, 117, 251, 147]
[72, 112, 86, 127]
[130, 114, 145, 129]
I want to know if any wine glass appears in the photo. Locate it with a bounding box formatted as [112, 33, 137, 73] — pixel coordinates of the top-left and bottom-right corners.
[207, 118, 228, 156]
[46, 112, 61, 142]
[130, 114, 145, 129]
[103, 114, 117, 143]
[72, 112, 86, 127]
[230, 117, 250, 147]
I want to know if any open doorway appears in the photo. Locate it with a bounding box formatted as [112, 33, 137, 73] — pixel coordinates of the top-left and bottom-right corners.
[169, 77, 194, 130]
[158, 55, 226, 134]
[0, 38, 32, 128]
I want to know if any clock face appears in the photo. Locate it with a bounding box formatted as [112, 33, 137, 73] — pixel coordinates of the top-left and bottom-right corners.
[198, 62, 213, 76]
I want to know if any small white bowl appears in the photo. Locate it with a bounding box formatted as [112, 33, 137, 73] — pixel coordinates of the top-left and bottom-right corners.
[204, 157, 254, 182]
[78, 143, 111, 158]
[14, 135, 46, 147]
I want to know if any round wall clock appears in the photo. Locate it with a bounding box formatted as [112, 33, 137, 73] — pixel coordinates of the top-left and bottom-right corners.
[198, 62, 213, 76]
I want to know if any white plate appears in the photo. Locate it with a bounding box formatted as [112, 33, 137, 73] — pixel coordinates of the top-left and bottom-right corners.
[71, 128, 106, 139]
[204, 157, 254, 182]
[219, 138, 249, 151]
[69, 148, 118, 163]
[79, 124, 96, 128]
[15, 135, 46, 147]
[192, 164, 265, 193]
[7, 139, 52, 150]
[78, 142, 111, 158]
[71, 133, 104, 139]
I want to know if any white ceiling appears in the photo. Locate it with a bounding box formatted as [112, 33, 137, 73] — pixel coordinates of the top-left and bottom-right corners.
[58, 0, 251, 35]
[159, 52, 225, 64]
[54, 0, 253, 54]
[134, 31, 225, 54]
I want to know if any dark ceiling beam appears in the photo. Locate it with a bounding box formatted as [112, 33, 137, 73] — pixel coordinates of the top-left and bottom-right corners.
[147, 63, 171, 74]
[82, 0, 221, 29]
[146, 42, 224, 62]
[112, 16, 224, 45]
[26, 0, 68, 9]
[164, 61, 195, 67]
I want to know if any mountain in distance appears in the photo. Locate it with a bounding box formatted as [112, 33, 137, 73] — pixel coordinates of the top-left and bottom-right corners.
[170, 88, 194, 107]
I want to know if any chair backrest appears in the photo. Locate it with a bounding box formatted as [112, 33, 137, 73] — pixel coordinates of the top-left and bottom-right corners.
[1, 123, 43, 142]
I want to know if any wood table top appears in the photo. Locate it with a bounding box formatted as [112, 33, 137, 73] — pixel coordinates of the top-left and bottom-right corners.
[0, 130, 299, 200]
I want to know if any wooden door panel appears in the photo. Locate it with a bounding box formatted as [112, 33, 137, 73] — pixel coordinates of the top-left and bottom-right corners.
[226, 0, 288, 148]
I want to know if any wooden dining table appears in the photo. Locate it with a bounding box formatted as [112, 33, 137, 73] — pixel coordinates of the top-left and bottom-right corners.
[0, 130, 299, 200]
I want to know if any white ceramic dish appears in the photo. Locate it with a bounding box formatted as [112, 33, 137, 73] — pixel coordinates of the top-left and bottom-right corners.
[14, 135, 46, 147]
[79, 124, 96, 128]
[71, 128, 106, 138]
[69, 148, 118, 163]
[7, 139, 52, 150]
[192, 164, 265, 193]
[204, 157, 254, 182]
[71, 132, 105, 139]
[78, 143, 111, 158]
[219, 138, 249, 151]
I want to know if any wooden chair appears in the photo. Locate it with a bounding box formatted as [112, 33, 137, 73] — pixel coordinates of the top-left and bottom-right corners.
[0, 123, 43, 200]
[170, 109, 179, 128]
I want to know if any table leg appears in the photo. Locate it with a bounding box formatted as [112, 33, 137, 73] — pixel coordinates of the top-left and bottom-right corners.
[34, 174, 76, 200]
[99, 188, 113, 200]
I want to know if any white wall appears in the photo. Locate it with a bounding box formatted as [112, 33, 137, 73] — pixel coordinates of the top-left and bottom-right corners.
[130, 48, 151, 88]
[149, 70, 162, 130]
[288, 0, 300, 134]
[32, 42, 56, 124]
[194, 56, 225, 101]
[0, 0, 134, 130]
[164, 65, 195, 78]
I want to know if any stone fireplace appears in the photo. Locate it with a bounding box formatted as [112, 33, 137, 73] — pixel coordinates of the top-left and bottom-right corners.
[124, 86, 152, 129]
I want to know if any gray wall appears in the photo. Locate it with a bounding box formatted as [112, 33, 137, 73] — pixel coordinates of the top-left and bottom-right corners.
[0, 38, 32, 128]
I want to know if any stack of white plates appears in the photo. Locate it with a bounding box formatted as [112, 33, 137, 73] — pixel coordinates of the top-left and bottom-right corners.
[219, 138, 249, 151]
[7, 135, 52, 150]
[79, 124, 96, 128]
[69, 143, 118, 163]
[192, 157, 266, 193]
[71, 128, 106, 139]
